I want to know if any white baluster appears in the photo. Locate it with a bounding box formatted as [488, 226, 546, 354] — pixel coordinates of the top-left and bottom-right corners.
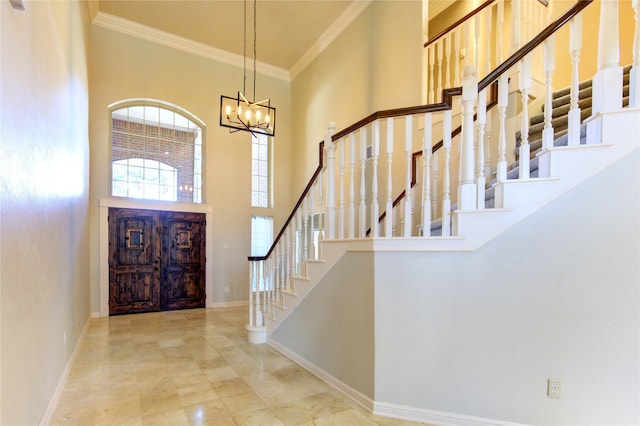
[359, 127, 368, 238]
[422, 113, 432, 237]
[404, 115, 413, 237]
[497, 0, 504, 63]
[474, 14, 480, 70]
[255, 261, 262, 326]
[279, 244, 286, 308]
[249, 261, 255, 327]
[371, 121, 380, 238]
[316, 177, 324, 260]
[385, 118, 394, 238]
[542, 35, 556, 153]
[497, 74, 508, 182]
[442, 110, 452, 237]
[445, 33, 452, 89]
[295, 211, 302, 275]
[431, 150, 438, 219]
[349, 133, 356, 238]
[459, 65, 478, 210]
[324, 122, 336, 240]
[309, 179, 316, 259]
[338, 138, 345, 239]
[519, 54, 532, 180]
[591, 0, 623, 115]
[273, 244, 284, 306]
[454, 28, 461, 87]
[631, 0, 640, 107]
[476, 88, 487, 209]
[429, 46, 435, 104]
[484, 5, 492, 76]
[285, 227, 292, 293]
[510, 0, 520, 55]
[437, 39, 444, 102]
[302, 196, 309, 267]
[568, 15, 582, 147]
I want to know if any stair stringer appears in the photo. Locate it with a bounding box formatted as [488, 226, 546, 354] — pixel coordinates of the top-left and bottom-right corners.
[265, 108, 640, 337]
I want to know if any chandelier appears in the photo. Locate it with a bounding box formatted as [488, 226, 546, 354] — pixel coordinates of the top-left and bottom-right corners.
[220, 0, 276, 137]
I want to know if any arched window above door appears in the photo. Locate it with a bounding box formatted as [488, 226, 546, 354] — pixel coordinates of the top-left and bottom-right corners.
[110, 101, 204, 203]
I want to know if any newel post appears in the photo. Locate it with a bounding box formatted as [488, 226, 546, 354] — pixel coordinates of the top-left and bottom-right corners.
[458, 65, 478, 210]
[591, 0, 623, 115]
[324, 122, 336, 240]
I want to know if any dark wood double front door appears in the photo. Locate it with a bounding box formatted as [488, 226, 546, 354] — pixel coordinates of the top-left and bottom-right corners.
[109, 208, 205, 315]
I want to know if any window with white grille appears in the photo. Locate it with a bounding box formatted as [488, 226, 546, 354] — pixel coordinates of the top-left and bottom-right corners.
[111, 103, 203, 203]
[251, 134, 270, 208]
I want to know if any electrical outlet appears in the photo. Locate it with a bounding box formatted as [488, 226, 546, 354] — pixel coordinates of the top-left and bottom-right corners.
[63, 332, 67, 347]
[547, 379, 561, 399]
[224, 286, 229, 294]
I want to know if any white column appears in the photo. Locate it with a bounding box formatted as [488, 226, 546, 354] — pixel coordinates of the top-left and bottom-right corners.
[542, 35, 556, 152]
[428, 46, 435, 104]
[496, 75, 508, 182]
[458, 65, 478, 210]
[359, 127, 367, 238]
[348, 133, 356, 238]
[338, 138, 345, 239]
[630, 0, 640, 107]
[568, 15, 582, 147]
[518, 54, 532, 179]
[403, 115, 413, 237]
[324, 122, 336, 240]
[476, 88, 487, 209]
[442, 111, 452, 237]
[422, 113, 432, 237]
[431, 150, 438, 219]
[385, 118, 394, 237]
[591, 0, 623, 115]
[371, 121, 380, 238]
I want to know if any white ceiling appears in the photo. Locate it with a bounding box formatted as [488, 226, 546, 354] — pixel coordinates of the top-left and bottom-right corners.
[95, 1, 455, 74]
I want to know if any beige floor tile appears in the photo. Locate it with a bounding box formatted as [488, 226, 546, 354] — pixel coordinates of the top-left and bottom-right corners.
[50, 307, 426, 426]
[232, 407, 284, 425]
[142, 408, 191, 426]
[183, 400, 236, 426]
[219, 390, 268, 416]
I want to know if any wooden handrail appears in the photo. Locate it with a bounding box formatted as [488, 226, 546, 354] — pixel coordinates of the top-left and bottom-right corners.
[249, 0, 593, 261]
[366, 82, 499, 236]
[424, 0, 495, 48]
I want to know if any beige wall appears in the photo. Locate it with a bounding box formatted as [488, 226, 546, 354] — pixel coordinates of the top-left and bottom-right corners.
[89, 26, 292, 311]
[290, 1, 424, 198]
[0, 1, 91, 424]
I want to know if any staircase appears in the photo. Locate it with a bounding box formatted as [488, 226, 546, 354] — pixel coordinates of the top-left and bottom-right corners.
[246, 2, 640, 422]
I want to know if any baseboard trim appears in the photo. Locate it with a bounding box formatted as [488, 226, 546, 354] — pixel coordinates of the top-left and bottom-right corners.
[207, 300, 249, 308]
[374, 402, 529, 426]
[268, 339, 527, 426]
[267, 339, 374, 412]
[38, 315, 93, 426]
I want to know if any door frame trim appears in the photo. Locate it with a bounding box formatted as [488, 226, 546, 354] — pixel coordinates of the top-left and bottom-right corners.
[99, 198, 213, 317]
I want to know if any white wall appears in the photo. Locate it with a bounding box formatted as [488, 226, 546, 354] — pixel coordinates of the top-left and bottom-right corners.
[0, 1, 91, 424]
[374, 151, 639, 424]
[271, 252, 376, 399]
[89, 25, 293, 312]
[290, 1, 424, 199]
[269, 150, 639, 425]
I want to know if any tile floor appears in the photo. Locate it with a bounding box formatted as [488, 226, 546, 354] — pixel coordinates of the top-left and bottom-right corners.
[50, 306, 426, 425]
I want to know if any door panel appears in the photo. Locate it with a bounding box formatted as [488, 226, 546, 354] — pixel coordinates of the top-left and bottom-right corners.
[109, 208, 160, 315]
[108, 208, 206, 315]
[161, 211, 206, 310]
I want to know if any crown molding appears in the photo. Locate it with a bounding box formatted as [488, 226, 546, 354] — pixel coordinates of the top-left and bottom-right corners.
[92, 11, 291, 82]
[289, 0, 372, 80]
